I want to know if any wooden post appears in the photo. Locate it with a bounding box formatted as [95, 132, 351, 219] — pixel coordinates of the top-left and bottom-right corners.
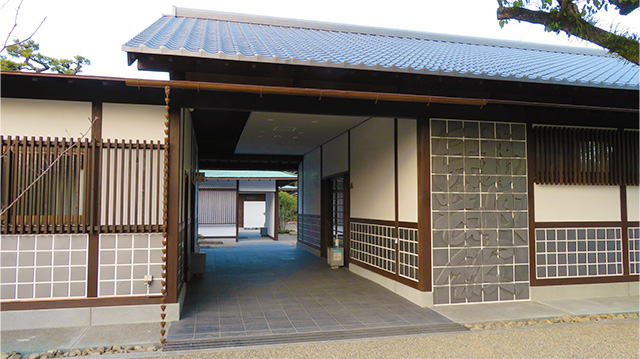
[87, 101, 102, 298]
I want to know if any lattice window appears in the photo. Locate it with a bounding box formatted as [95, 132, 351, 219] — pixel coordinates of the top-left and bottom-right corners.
[0, 234, 88, 301]
[97, 233, 163, 297]
[350, 222, 396, 273]
[398, 227, 419, 281]
[630, 228, 640, 275]
[535, 228, 623, 278]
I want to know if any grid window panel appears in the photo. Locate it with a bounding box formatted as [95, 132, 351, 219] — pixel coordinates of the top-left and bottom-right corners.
[0, 234, 88, 301]
[430, 119, 529, 305]
[535, 228, 623, 279]
[629, 227, 640, 275]
[398, 227, 419, 281]
[350, 222, 396, 274]
[302, 215, 321, 247]
[98, 233, 164, 297]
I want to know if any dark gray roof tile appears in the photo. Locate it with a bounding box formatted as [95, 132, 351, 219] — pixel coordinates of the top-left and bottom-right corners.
[123, 8, 639, 90]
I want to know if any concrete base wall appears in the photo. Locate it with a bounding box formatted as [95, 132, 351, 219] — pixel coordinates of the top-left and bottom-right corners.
[349, 263, 433, 307]
[1, 285, 187, 330]
[530, 282, 639, 301]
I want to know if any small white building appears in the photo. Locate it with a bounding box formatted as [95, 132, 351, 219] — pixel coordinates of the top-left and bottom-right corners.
[197, 170, 297, 241]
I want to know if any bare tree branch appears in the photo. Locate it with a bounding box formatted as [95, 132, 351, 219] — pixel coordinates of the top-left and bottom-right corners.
[497, 6, 639, 64]
[1, 0, 46, 54]
[0, 117, 96, 216]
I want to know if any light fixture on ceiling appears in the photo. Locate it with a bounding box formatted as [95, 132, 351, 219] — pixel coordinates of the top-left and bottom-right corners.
[273, 126, 297, 132]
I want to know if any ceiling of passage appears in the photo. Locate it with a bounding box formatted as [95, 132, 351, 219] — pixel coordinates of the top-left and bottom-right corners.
[235, 111, 369, 155]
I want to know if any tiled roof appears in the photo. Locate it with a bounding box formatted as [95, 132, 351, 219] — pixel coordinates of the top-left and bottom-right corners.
[202, 170, 296, 179]
[123, 7, 639, 90]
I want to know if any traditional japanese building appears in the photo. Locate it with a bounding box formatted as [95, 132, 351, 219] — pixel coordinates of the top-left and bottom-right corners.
[1, 7, 638, 329]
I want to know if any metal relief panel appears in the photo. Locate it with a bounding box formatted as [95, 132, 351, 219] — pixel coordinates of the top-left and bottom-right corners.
[430, 119, 529, 305]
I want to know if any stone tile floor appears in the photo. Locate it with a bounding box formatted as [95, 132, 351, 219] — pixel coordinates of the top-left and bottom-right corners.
[167, 239, 452, 340]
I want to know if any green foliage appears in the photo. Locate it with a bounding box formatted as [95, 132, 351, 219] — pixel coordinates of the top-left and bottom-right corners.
[1, 39, 90, 74]
[278, 191, 298, 230]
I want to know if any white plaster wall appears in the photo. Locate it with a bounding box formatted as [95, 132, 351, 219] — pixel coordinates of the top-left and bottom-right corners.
[102, 103, 165, 141]
[322, 132, 348, 178]
[239, 180, 276, 192]
[350, 117, 395, 221]
[303, 148, 322, 216]
[198, 225, 236, 237]
[266, 192, 276, 237]
[397, 119, 418, 223]
[627, 186, 639, 222]
[534, 184, 621, 222]
[244, 201, 266, 228]
[1, 98, 91, 138]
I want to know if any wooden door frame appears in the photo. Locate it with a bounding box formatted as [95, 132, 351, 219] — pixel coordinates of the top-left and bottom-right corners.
[321, 173, 350, 264]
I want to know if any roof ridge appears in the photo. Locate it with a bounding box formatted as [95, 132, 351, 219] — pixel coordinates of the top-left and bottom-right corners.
[171, 6, 610, 57]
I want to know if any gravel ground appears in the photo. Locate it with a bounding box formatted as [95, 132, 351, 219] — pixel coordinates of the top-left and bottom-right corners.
[138, 319, 638, 359]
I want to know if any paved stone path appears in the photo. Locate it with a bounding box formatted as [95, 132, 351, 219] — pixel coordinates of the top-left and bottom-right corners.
[168, 240, 452, 340]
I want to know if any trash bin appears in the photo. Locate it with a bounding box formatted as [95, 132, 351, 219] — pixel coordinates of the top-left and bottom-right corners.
[327, 247, 343, 268]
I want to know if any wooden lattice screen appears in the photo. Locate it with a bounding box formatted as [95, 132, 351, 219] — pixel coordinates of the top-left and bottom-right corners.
[533, 126, 639, 186]
[1, 136, 164, 234]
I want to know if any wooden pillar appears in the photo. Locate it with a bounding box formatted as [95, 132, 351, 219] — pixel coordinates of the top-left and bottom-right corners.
[87, 101, 102, 298]
[417, 117, 431, 292]
[167, 107, 181, 303]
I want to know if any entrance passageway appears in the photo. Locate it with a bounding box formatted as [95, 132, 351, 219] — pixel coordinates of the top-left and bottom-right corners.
[167, 240, 456, 343]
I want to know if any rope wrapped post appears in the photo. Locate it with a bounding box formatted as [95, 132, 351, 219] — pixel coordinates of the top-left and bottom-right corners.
[160, 86, 170, 348]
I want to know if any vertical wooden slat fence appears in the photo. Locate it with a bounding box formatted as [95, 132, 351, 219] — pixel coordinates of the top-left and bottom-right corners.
[1, 136, 164, 234]
[532, 126, 638, 186]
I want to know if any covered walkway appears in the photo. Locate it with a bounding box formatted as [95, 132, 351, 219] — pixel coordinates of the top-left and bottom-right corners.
[166, 240, 455, 342]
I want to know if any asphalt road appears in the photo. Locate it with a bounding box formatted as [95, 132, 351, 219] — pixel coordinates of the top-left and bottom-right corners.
[140, 319, 639, 359]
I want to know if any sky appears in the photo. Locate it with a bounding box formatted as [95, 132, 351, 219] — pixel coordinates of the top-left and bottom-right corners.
[1, 0, 638, 80]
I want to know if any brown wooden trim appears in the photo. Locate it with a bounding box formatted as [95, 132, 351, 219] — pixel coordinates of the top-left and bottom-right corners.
[343, 173, 351, 267]
[628, 222, 640, 227]
[621, 184, 630, 276]
[167, 107, 180, 304]
[534, 221, 623, 228]
[321, 170, 349, 180]
[0, 295, 169, 311]
[532, 275, 639, 287]
[394, 118, 400, 277]
[350, 259, 421, 290]
[527, 123, 539, 287]
[88, 103, 102, 297]
[87, 234, 99, 298]
[320, 178, 329, 258]
[417, 117, 431, 292]
[350, 217, 396, 227]
[398, 221, 418, 229]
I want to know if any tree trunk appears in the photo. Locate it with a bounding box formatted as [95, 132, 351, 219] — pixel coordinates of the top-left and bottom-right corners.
[497, 6, 639, 65]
